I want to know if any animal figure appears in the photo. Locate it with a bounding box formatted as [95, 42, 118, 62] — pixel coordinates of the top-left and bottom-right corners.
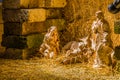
[61, 36, 94, 64]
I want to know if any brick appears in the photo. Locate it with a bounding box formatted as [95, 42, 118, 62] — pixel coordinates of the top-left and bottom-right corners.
[115, 46, 120, 60]
[2, 35, 27, 49]
[45, 19, 66, 31]
[0, 24, 3, 37]
[28, 9, 46, 22]
[3, 48, 38, 59]
[27, 34, 44, 48]
[3, 9, 62, 22]
[1, 34, 44, 49]
[0, 4, 3, 23]
[3, 48, 25, 59]
[29, 0, 45, 8]
[3, 0, 43, 9]
[0, 24, 5, 54]
[3, 9, 28, 22]
[4, 22, 46, 35]
[0, 24, 4, 44]
[3, 0, 66, 9]
[3, 9, 46, 22]
[4, 19, 65, 36]
[46, 9, 63, 19]
[116, 60, 120, 73]
[114, 20, 120, 34]
[3, 0, 22, 9]
[45, 0, 67, 8]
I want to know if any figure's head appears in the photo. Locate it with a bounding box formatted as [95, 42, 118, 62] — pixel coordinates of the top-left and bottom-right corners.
[48, 26, 57, 32]
[95, 11, 104, 19]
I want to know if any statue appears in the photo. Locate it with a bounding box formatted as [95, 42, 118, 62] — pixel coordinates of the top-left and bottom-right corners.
[61, 36, 93, 64]
[91, 11, 114, 68]
[39, 26, 60, 59]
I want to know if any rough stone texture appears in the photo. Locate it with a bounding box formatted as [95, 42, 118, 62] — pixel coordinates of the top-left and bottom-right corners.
[4, 22, 46, 35]
[2, 34, 44, 49]
[4, 19, 66, 36]
[46, 9, 63, 19]
[3, 0, 44, 9]
[3, 0, 21, 9]
[0, 3, 3, 23]
[3, 9, 62, 23]
[27, 34, 44, 48]
[114, 20, 120, 34]
[45, 19, 66, 31]
[3, 9, 29, 22]
[0, 24, 5, 55]
[3, 0, 66, 9]
[45, 0, 66, 8]
[115, 46, 120, 60]
[116, 61, 120, 72]
[2, 35, 27, 49]
[28, 9, 46, 22]
[3, 48, 25, 59]
[3, 9, 46, 22]
[3, 48, 37, 59]
[0, 4, 5, 57]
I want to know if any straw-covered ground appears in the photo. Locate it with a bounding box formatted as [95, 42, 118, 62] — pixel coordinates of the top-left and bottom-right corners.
[0, 57, 120, 80]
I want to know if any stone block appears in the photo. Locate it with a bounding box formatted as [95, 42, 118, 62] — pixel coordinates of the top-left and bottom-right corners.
[0, 24, 3, 39]
[0, 24, 5, 55]
[3, 0, 44, 9]
[0, 24, 4, 36]
[115, 46, 120, 60]
[45, 19, 66, 31]
[3, 0, 66, 9]
[3, 9, 46, 22]
[116, 60, 120, 73]
[3, 9, 62, 22]
[1, 34, 44, 49]
[3, 0, 30, 9]
[3, 48, 38, 59]
[3, 0, 22, 9]
[3, 48, 25, 59]
[46, 9, 63, 19]
[45, 0, 66, 8]
[28, 9, 46, 22]
[27, 34, 44, 48]
[1, 35, 27, 49]
[4, 22, 46, 35]
[4, 19, 65, 35]
[114, 20, 120, 34]
[0, 4, 3, 23]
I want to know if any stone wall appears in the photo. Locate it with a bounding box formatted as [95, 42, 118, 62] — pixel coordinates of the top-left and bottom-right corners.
[0, 3, 5, 57]
[2, 0, 67, 59]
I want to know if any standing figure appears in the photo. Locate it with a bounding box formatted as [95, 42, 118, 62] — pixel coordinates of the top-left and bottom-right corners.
[39, 26, 60, 59]
[91, 11, 113, 68]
